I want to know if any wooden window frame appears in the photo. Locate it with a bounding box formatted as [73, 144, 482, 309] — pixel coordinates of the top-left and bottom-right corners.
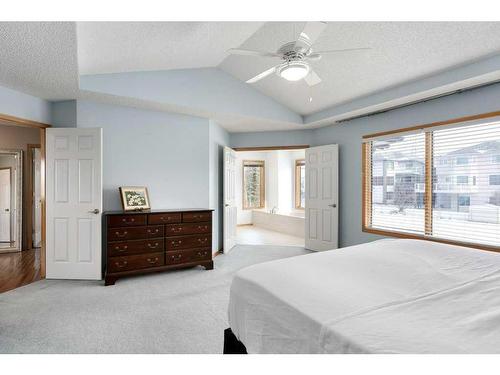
[295, 159, 305, 209]
[242, 160, 265, 210]
[362, 110, 500, 252]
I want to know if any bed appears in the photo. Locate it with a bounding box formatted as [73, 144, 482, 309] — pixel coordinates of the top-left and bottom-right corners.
[226, 239, 500, 354]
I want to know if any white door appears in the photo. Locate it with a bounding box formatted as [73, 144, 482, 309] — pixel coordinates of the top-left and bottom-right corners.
[305, 144, 339, 251]
[33, 148, 42, 248]
[223, 146, 237, 253]
[46, 128, 103, 279]
[0, 168, 11, 242]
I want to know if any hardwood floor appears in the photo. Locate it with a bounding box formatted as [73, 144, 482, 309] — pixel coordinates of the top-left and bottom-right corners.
[0, 248, 41, 293]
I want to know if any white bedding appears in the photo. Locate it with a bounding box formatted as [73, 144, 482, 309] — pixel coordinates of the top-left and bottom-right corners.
[228, 239, 500, 353]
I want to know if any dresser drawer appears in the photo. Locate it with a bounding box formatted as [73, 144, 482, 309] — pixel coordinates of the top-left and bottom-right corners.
[182, 211, 212, 222]
[107, 252, 164, 273]
[108, 214, 147, 228]
[148, 213, 181, 224]
[166, 234, 212, 250]
[166, 223, 211, 236]
[166, 248, 212, 265]
[107, 239, 164, 257]
[145, 225, 164, 238]
[108, 226, 147, 241]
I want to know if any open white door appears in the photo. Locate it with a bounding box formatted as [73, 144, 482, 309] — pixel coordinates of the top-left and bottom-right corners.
[0, 168, 11, 243]
[46, 128, 103, 279]
[305, 144, 339, 251]
[223, 146, 237, 253]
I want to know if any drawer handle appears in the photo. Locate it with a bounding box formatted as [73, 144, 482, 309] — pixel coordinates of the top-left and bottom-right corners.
[115, 231, 128, 237]
[114, 260, 128, 268]
[197, 251, 208, 257]
[197, 238, 208, 243]
[160, 216, 172, 221]
[172, 227, 183, 232]
[193, 215, 202, 219]
[197, 225, 208, 230]
[171, 240, 182, 246]
[114, 245, 128, 252]
[146, 257, 159, 264]
[148, 229, 159, 234]
[171, 254, 182, 261]
[147, 242, 160, 249]
[121, 218, 135, 223]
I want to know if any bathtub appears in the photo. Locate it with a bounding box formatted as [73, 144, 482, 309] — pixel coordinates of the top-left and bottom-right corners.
[252, 210, 305, 238]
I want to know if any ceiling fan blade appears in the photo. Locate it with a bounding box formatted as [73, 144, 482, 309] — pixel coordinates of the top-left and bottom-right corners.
[304, 70, 322, 86]
[308, 47, 371, 60]
[227, 48, 281, 58]
[295, 22, 327, 50]
[246, 66, 277, 83]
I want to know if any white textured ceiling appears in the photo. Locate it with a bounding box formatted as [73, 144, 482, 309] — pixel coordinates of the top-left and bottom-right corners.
[77, 22, 263, 74]
[2, 22, 500, 132]
[219, 22, 500, 115]
[0, 22, 79, 100]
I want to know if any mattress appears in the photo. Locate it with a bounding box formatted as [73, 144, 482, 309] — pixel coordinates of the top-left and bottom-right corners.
[228, 239, 500, 353]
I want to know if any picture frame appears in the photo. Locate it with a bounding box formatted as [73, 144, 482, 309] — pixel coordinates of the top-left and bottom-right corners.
[119, 186, 151, 211]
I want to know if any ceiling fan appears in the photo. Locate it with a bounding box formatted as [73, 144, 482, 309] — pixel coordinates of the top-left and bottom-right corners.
[227, 22, 370, 86]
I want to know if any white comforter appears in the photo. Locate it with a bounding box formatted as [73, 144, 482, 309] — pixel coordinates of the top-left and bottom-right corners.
[228, 239, 500, 353]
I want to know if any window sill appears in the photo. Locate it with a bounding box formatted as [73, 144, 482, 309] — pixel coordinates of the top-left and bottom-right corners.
[362, 226, 499, 252]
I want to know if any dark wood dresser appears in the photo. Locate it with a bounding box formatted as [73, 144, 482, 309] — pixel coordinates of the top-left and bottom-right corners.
[103, 209, 214, 285]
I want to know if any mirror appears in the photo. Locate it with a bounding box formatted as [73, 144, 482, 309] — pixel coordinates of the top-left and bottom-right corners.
[0, 149, 22, 252]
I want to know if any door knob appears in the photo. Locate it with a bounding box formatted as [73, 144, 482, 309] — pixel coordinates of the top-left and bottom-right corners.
[4, 208, 9, 212]
[89, 208, 100, 214]
[225, 204, 230, 207]
[328, 204, 337, 208]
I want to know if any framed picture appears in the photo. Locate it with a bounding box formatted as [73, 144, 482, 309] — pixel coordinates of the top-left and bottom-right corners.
[119, 186, 151, 211]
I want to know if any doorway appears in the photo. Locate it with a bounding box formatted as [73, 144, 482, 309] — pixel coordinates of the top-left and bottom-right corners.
[0, 114, 48, 293]
[234, 146, 307, 248]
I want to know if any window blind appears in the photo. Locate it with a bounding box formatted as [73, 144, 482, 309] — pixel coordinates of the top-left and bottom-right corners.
[363, 116, 500, 248]
[369, 133, 426, 234]
[431, 122, 500, 246]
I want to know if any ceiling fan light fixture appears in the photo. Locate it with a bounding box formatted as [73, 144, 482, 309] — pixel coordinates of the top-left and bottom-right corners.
[278, 61, 310, 81]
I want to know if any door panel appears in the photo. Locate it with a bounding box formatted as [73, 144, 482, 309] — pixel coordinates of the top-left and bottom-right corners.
[46, 128, 102, 279]
[305, 144, 338, 251]
[223, 147, 237, 253]
[0, 169, 11, 242]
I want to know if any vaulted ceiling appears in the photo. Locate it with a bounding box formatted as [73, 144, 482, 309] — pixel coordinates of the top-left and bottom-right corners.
[1, 21, 500, 132]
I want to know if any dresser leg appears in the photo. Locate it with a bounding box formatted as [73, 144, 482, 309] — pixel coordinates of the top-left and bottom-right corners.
[105, 276, 117, 286]
[204, 261, 214, 270]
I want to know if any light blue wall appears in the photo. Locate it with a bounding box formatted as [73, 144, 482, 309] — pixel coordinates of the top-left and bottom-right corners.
[76, 100, 211, 216]
[80, 68, 302, 125]
[230, 129, 313, 148]
[51, 100, 77, 127]
[230, 82, 500, 248]
[0, 85, 51, 123]
[209, 120, 230, 252]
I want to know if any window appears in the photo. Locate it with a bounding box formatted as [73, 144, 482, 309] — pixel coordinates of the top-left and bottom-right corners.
[295, 159, 305, 209]
[243, 160, 265, 209]
[363, 115, 500, 248]
[458, 195, 470, 207]
[490, 175, 500, 185]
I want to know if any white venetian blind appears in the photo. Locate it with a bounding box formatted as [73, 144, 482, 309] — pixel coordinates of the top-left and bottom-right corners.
[432, 121, 500, 246]
[369, 132, 426, 234]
